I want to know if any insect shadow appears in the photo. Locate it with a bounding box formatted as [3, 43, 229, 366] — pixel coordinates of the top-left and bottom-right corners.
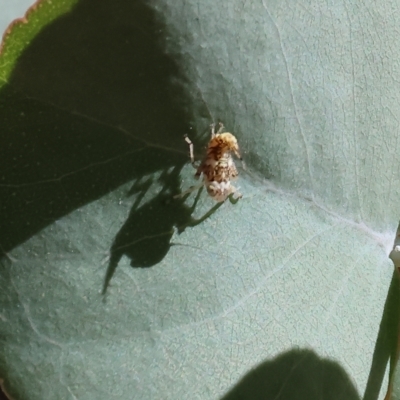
[102, 166, 224, 295]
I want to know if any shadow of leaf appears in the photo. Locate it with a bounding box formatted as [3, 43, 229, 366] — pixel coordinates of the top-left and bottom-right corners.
[0, 0, 193, 254]
[221, 348, 360, 400]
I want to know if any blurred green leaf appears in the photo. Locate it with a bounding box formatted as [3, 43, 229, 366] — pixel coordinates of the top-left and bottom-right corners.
[0, 0, 78, 85]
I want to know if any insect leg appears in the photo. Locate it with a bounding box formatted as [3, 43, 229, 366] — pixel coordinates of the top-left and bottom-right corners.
[173, 182, 203, 199]
[184, 134, 196, 168]
[186, 201, 224, 228]
[228, 186, 242, 204]
[210, 123, 216, 138]
[216, 122, 225, 134]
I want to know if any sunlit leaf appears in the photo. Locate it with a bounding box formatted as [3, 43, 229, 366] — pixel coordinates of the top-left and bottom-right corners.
[1, 1, 399, 399]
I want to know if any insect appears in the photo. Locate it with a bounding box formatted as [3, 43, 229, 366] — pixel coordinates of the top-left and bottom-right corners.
[177, 122, 243, 203]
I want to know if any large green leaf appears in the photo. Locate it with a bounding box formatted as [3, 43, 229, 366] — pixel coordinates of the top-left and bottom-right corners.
[0, 0, 398, 399]
[0, 0, 79, 84]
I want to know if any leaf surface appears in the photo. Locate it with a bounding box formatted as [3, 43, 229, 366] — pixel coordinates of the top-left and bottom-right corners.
[0, 1, 398, 399]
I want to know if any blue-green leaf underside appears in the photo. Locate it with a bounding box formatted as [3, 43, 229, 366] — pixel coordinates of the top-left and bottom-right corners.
[1, 1, 399, 399]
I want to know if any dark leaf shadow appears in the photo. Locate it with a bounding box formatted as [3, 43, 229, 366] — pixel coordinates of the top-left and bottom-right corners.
[0, 0, 197, 254]
[221, 348, 360, 400]
[102, 165, 224, 295]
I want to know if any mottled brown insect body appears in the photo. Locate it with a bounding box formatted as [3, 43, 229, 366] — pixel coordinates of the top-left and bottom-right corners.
[199, 153, 238, 182]
[196, 132, 241, 180]
[206, 133, 241, 160]
[179, 123, 242, 202]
